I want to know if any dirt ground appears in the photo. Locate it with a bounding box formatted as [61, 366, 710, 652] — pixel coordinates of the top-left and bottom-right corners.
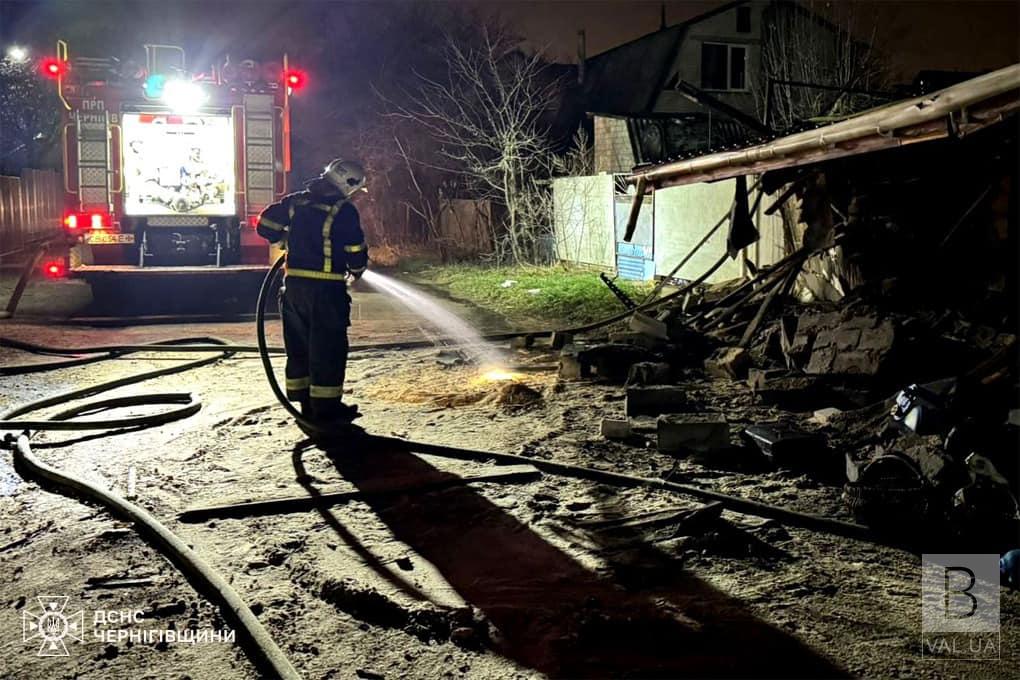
[0, 277, 1017, 679]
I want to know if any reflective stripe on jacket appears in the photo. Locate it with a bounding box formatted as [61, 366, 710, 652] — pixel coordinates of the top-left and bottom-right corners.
[256, 190, 368, 281]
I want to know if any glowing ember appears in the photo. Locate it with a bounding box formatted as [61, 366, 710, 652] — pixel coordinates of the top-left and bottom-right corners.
[480, 368, 522, 382]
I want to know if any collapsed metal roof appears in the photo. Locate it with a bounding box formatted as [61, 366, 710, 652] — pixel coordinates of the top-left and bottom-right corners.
[627, 63, 1020, 190]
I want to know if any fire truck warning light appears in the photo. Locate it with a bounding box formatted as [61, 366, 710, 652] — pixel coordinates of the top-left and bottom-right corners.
[41, 57, 67, 78]
[283, 69, 306, 91]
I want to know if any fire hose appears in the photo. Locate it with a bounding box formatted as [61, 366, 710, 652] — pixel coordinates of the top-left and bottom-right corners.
[0, 342, 302, 679]
[253, 256, 878, 542]
[2, 250, 879, 539]
[0, 249, 882, 677]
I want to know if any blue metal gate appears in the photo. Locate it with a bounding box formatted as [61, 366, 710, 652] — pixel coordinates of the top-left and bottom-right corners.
[614, 195, 654, 280]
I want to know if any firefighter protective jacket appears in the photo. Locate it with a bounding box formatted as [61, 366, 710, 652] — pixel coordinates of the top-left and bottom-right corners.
[256, 191, 368, 281]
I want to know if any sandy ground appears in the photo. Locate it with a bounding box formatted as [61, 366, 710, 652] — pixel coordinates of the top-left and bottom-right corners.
[0, 276, 1017, 679]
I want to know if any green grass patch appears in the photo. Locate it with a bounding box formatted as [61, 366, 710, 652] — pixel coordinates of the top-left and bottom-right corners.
[413, 264, 655, 326]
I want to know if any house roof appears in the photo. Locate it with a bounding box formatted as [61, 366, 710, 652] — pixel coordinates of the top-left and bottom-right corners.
[582, 25, 684, 115]
[581, 1, 749, 116]
[627, 63, 1020, 189]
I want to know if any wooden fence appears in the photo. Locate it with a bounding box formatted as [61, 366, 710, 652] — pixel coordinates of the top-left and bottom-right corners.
[437, 198, 493, 258]
[0, 169, 62, 258]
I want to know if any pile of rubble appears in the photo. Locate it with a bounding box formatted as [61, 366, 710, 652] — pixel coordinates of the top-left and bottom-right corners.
[547, 266, 1019, 557]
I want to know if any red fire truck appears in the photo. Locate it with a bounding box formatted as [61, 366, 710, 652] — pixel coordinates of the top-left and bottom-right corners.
[44, 40, 303, 306]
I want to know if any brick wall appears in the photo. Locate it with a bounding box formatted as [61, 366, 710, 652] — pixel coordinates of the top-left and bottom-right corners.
[593, 116, 636, 174]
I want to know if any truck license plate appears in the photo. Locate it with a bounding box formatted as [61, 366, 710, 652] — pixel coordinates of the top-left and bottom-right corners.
[86, 232, 135, 244]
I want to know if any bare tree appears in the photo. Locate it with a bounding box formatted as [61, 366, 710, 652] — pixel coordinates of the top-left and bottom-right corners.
[0, 57, 60, 173]
[756, 1, 889, 131]
[515, 126, 595, 265]
[392, 25, 564, 265]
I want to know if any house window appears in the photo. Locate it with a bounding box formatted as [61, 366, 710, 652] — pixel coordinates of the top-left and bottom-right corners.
[701, 42, 747, 91]
[736, 6, 751, 33]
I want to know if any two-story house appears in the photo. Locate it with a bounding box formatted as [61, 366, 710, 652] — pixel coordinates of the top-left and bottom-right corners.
[582, 0, 859, 174]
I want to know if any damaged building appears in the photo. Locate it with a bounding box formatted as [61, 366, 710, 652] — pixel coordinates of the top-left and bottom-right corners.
[1, 2, 1019, 678]
[556, 63, 1019, 549]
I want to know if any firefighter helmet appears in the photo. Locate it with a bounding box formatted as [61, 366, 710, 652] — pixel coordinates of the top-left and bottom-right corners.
[322, 158, 366, 196]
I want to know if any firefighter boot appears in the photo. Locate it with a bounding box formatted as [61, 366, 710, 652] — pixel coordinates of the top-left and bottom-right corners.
[308, 399, 360, 427]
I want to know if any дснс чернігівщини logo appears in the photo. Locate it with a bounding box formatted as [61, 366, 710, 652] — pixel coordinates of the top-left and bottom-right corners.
[22, 596, 86, 657]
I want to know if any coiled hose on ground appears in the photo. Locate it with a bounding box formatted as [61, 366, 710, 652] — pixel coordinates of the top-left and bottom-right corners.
[0, 246, 885, 676]
[0, 339, 302, 679]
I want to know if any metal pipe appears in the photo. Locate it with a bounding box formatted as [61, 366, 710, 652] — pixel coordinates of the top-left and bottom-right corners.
[631, 64, 1020, 188]
[370, 435, 878, 543]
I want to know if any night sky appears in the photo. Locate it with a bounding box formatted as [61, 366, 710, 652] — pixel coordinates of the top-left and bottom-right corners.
[500, 0, 1020, 80]
[2, 1, 1018, 83]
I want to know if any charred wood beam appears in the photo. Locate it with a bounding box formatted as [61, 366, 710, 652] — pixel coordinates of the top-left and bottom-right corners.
[738, 262, 803, 348]
[179, 465, 541, 522]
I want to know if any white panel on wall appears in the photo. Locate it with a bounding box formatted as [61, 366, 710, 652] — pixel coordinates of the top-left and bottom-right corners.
[552, 174, 615, 269]
[653, 179, 742, 283]
[653, 175, 790, 284]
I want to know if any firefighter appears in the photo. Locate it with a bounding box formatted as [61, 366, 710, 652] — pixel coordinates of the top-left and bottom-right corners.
[256, 158, 369, 425]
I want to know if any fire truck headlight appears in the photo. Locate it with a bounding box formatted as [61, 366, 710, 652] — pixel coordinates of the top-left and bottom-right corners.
[162, 79, 208, 113]
[6, 45, 29, 63]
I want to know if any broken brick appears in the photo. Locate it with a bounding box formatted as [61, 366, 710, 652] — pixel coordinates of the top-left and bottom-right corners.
[704, 346, 750, 380]
[626, 386, 689, 416]
[629, 312, 669, 340]
[657, 414, 730, 454]
[600, 418, 632, 440]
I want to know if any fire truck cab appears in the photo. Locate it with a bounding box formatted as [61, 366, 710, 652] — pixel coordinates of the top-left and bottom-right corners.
[52, 41, 297, 276]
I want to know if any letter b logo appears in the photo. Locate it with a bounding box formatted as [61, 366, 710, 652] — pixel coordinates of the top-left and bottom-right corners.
[923, 554, 998, 633]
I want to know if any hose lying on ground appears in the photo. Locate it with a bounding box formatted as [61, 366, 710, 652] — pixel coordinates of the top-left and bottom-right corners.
[0, 340, 302, 680]
[368, 435, 878, 543]
[0, 245, 880, 678]
[255, 255, 334, 438]
[252, 256, 880, 544]
[1, 236, 839, 375]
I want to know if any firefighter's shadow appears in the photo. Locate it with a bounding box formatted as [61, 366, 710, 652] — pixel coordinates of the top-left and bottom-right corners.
[317, 438, 847, 678]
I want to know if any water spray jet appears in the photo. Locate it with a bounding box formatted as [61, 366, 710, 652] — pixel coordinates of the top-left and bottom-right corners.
[360, 270, 509, 373]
